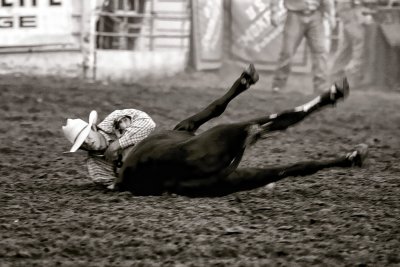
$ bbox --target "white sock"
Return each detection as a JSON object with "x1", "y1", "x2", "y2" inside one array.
[{"x1": 295, "y1": 96, "x2": 321, "y2": 112}]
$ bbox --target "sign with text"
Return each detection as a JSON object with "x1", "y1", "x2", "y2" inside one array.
[
  {"x1": 191, "y1": 0, "x2": 223, "y2": 70},
  {"x1": 0, "y1": 0, "x2": 75, "y2": 46},
  {"x1": 231, "y1": 0, "x2": 311, "y2": 72}
]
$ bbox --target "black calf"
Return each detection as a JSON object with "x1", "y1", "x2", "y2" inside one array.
[{"x1": 115, "y1": 65, "x2": 354, "y2": 196}]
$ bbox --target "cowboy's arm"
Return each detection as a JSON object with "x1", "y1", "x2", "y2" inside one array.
[
  {"x1": 102, "y1": 109, "x2": 155, "y2": 161},
  {"x1": 98, "y1": 109, "x2": 146, "y2": 132},
  {"x1": 118, "y1": 116, "x2": 156, "y2": 149}
]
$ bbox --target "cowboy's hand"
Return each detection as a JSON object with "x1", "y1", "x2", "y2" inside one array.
[{"x1": 104, "y1": 141, "x2": 121, "y2": 161}]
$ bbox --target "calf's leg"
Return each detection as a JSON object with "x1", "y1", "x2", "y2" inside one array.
[
  {"x1": 247, "y1": 77, "x2": 350, "y2": 134},
  {"x1": 173, "y1": 64, "x2": 258, "y2": 133},
  {"x1": 172, "y1": 155, "x2": 355, "y2": 197},
  {"x1": 215, "y1": 157, "x2": 353, "y2": 196}
]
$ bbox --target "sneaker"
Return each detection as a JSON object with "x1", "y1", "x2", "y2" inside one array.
[
  {"x1": 243, "y1": 63, "x2": 259, "y2": 85},
  {"x1": 330, "y1": 77, "x2": 350, "y2": 103},
  {"x1": 346, "y1": 143, "x2": 369, "y2": 167}
]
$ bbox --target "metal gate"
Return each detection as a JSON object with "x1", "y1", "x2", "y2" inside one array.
[{"x1": 95, "y1": 0, "x2": 191, "y2": 51}]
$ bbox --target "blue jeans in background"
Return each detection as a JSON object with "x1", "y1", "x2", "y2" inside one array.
[{"x1": 272, "y1": 10, "x2": 328, "y2": 92}]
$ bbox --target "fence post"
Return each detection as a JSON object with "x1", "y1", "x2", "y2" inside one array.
[{"x1": 84, "y1": 0, "x2": 98, "y2": 80}]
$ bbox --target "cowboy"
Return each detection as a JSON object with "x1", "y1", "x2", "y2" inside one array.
[{"x1": 62, "y1": 109, "x2": 156, "y2": 187}]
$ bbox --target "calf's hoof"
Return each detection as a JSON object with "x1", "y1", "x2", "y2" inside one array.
[{"x1": 241, "y1": 63, "x2": 259, "y2": 87}]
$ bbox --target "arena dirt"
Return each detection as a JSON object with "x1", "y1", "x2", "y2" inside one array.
[{"x1": 0, "y1": 71, "x2": 399, "y2": 266}]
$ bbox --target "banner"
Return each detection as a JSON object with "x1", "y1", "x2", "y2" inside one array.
[
  {"x1": 0, "y1": 0, "x2": 75, "y2": 47},
  {"x1": 231, "y1": 0, "x2": 311, "y2": 72},
  {"x1": 191, "y1": 0, "x2": 223, "y2": 70}
]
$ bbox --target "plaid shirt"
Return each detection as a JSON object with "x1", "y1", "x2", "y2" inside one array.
[
  {"x1": 87, "y1": 109, "x2": 156, "y2": 186},
  {"x1": 97, "y1": 109, "x2": 156, "y2": 149}
]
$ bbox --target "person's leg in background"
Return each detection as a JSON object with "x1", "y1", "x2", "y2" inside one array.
[
  {"x1": 329, "y1": 24, "x2": 351, "y2": 83},
  {"x1": 272, "y1": 11, "x2": 306, "y2": 93},
  {"x1": 306, "y1": 11, "x2": 329, "y2": 93},
  {"x1": 344, "y1": 8, "x2": 366, "y2": 86},
  {"x1": 329, "y1": 6, "x2": 365, "y2": 86}
]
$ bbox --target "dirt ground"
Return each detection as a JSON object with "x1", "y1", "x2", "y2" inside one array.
[{"x1": 0, "y1": 69, "x2": 399, "y2": 267}]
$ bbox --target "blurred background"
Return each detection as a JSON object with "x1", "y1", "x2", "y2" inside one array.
[{"x1": 0, "y1": 0, "x2": 399, "y2": 91}]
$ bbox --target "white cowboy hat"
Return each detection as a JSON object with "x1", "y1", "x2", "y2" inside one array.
[{"x1": 62, "y1": 110, "x2": 98, "y2": 152}]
